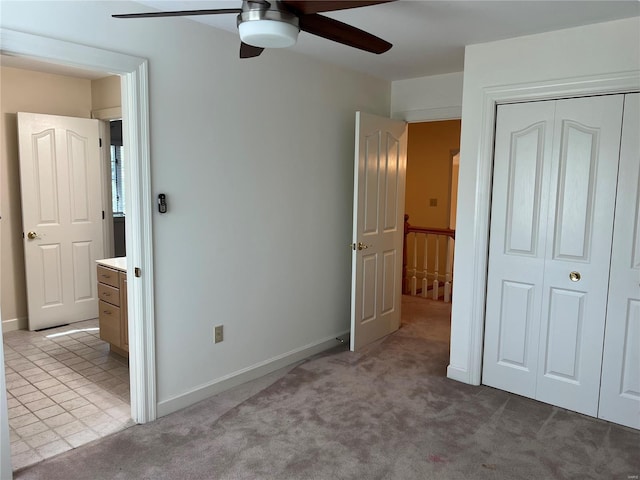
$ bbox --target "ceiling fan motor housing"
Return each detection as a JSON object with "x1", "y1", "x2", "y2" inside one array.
[{"x1": 237, "y1": 7, "x2": 300, "y2": 48}]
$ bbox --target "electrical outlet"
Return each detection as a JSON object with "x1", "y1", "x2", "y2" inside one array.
[{"x1": 214, "y1": 325, "x2": 223, "y2": 344}]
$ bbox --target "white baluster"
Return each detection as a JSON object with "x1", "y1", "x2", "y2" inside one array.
[
  {"x1": 421, "y1": 234, "x2": 428, "y2": 297},
  {"x1": 444, "y1": 236, "x2": 453, "y2": 303},
  {"x1": 411, "y1": 233, "x2": 417, "y2": 296},
  {"x1": 432, "y1": 235, "x2": 440, "y2": 300}
]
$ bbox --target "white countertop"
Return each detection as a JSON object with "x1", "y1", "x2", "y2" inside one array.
[{"x1": 96, "y1": 257, "x2": 127, "y2": 272}]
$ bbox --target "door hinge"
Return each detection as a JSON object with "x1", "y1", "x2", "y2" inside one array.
[
  {"x1": 134, "y1": 267, "x2": 142, "y2": 278},
  {"x1": 102, "y1": 210, "x2": 105, "y2": 220},
  {"x1": 99, "y1": 138, "x2": 102, "y2": 147}
]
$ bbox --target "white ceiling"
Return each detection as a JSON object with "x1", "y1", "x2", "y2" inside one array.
[
  {"x1": 130, "y1": 0, "x2": 640, "y2": 81},
  {"x1": 2, "y1": 2, "x2": 637, "y2": 81}
]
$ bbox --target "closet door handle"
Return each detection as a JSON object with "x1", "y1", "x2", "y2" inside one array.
[{"x1": 569, "y1": 271, "x2": 581, "y2": 282}]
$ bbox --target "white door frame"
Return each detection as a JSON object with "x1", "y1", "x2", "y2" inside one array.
[
  {"x1": 454, "y1": 71, "x2": 640, "y2": 386},
  {"x1": 0, "y1": 29, "x2": 156, "y2": 431}
]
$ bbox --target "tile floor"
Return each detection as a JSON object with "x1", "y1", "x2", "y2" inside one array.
[{"x1": 3, "y1": 319, "x2": 133, "y2": 470}]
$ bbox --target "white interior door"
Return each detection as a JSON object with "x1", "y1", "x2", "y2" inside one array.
[
  {"x1": 599, "y1": 93, "x2": 640, "y2": 429},
  {"x1": 350, "y1": 112, "x2": 407, "y2": 351},
  {"x1": 483, "y1": 95, "x2": 624, "y2": 417},
  {"x1": 18, "y1": 112, "x2": 104, "y2": 330}
]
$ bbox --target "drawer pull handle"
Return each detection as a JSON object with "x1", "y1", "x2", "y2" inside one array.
[
  {"x1": 103, "y1": 293, "x2": 111, "y2": 296},
  {"x1": 103, "y1": 310, "x2": 111, "y2": 315},
  {"x1": 101, "y1": 274, "x2": 110, "y2": 278}
]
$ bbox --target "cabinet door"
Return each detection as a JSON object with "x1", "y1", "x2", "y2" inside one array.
[
  {"x1": 119, "y1": 272, "x2": 128, "y2": 352},
  {"x1": 99, "y1": 300, "x2": 120, "y2": 346},
  {"x1": 599, "y1": 93, "x2": 640, "y2": 430}
]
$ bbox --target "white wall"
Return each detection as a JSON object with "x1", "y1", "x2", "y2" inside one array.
[
  {"x1": 0, "y1": 1, "x2": 390, "y2": 413},
  {"x1": 391, "y1": 72, "x2": 463, "y2": 121},
  {"x1": 450, "y1": 17, "x2": 640, "y2": 384}
]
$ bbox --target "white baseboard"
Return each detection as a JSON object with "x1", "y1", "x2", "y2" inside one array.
[
  {"x1": 157, "y1": 330, "x2": 349, "y2": 417},
  {"x1": 2, "y1": 317, "x2": 27, "y2": 333},
  {"x1": 447, "y1": 364, "x2": 472, "y2": 384}
]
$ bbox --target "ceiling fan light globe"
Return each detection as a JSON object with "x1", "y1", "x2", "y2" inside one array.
[{"x1": 238, "y1": 20, "x2": 299, "y2": 48}]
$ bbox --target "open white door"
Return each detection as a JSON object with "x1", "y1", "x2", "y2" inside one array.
[
  {"x1": 18, "y1": 112, "x2": 104, "y2": 330},
  {"x1": 350, "y1": 112, "x2": 407, "y2": 351}
]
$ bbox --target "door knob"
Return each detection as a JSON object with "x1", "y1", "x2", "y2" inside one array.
[
  {"x1": 569, "y1": 271, "x2": 581, "y2": 282},
  {"x1": 27, "y1": 231, "x2": 39, "y2": 240},
  {"x1": 351, "y1": 242, "x2": 371, "y2": 251}
]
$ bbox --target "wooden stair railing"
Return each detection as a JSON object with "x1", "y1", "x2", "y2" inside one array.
[{"x1": 403, "y1": 214, "x2": 456, "y2": 302}]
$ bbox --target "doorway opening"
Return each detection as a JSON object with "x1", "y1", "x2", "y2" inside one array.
[
  {"x1": 1, "y1": 64, "x2": 132, "y2": 471},
  {"x1": 0, "y1": 28, "x2": 156, "y2": 475},
  {"x1": 401, "y1": 119, "x2": 461, "y2": 368}
]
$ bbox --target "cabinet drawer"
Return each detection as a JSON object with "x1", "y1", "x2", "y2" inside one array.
[
  {"x1": 97, "y1": 265, "x2": 119, "y2": 287},
  {"x1": 98, "y1": 283, "x2": 120, "y2": 307},
  {"x1": 99, "y1": 300, "x2": 121, "y2": 346}
]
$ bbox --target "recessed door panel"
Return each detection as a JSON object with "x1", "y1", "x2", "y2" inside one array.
[
  {"x1": 34, "y1": 129, "x2": 59, "y2": 226},
  {"x1": 505, "y1": 124, "x2": 545, "y2": 256},
  {"x1": 497, "y1": 281, "x2": 534, "y2": 369},
  {"x1": 553, "y1": 122, "x2": 598, "y2": 262},
  {"x1": 621, "y1": 300, "x2": 640, "y2": 400},
  {"x1": 68, "y1": 131, "x2": 91, "y2": 223},
  {"x1": 361, "y1": 253, "x2": 377, "y2": 324},
  {"x1": 381, "y1": 250, "x2": 396, "y2": 314},
  {"x1": 40, "y1": 244, "x2": 63, "y2": 307},
  {"x1": 633, "y1": 181, "x2": 640, "y2": 269},
  {"x1": 363, "y1": 132, "x2": 380, "y2": 235},
  {"x1": 543, "y1": 288, "x2": 584, "y2": 383},
  {"x1": 72, "y1": 241, "x2": 94, "y2": 302},
  {"x1": 383, "y1": 134, "x2": 400, "y2": 232}
]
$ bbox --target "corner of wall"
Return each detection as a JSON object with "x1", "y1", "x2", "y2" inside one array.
[{"x1": 2, "y1": 317, "x2": 27, "y2": 333}]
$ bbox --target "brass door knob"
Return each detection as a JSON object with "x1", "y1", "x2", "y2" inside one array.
[
  {"x1": 569, "y1": 271, "x2": 581, "y2": 282},
  {"x1": 27, "y1": 231, "x2": 39, "y2": 240},
  {"x1": 350, "y1": 242, "x2": 372, "y2": 251}
]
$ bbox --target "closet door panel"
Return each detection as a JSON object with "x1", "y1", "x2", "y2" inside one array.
[
  {"x1": 599, "y1": 93, "x2": 640, "y2": 430},
  {"x1": 536, "y1": 95, "x2": 624, "y2": 417},
  {"x1": 482, "y1": 101, "x2": 555, "y2": 398}
]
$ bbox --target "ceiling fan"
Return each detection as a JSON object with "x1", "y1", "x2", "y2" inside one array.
[{"x1": 113, "y1": 0, "x2": 396, "y2": 58}]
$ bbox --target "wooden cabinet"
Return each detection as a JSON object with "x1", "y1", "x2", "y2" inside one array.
[{"x1": 97, "y1": 264, "x2": 128, "y2": 357}]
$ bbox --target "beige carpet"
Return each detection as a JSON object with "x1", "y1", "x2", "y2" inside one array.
[{"x1": 14, "y1": 296, "x2": 640, "y2": 479}]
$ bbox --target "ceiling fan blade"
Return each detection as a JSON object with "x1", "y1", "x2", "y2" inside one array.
[
  {"x1": 240, "y1": 42, "x2": 265, "y2": 59},
  {"x1": 112, "y1": 8, "x2": 241, "y2": 19},
  {"x1": 299, "y1": 14, "x2": 392, "y2": 54},
  {"x1": 281, "y1": 0, "x2": 395, "y2": 15}
]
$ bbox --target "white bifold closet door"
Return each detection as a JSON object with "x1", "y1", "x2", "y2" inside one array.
[
  {"x1": 483, "y1": 95, "x2": 624, "y2": 418},
  {"x1": 598, "y1": 93, "x2": 640, "y2": 430}
]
